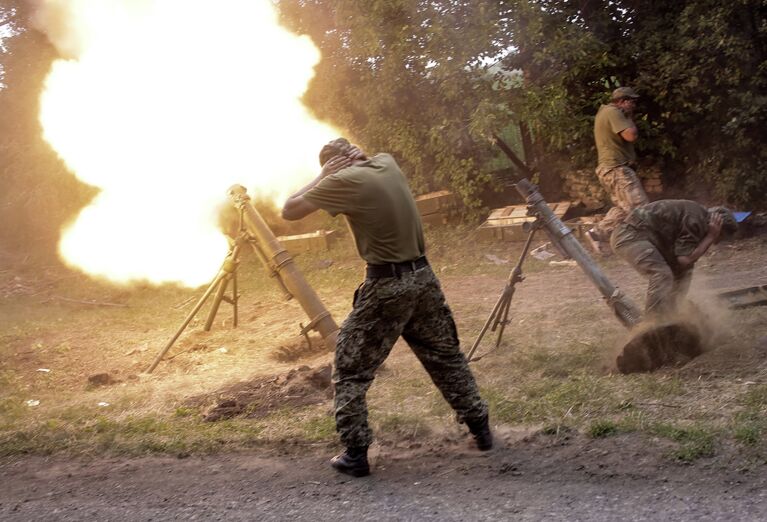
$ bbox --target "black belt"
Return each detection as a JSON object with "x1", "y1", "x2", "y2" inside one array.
[{"x1": 366, "y1": 256, "x2": 428, "y2": 279}]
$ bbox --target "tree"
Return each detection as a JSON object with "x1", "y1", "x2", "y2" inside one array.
[
  {"x1": 277, "y1": 1, "x2": 523, "y2": 214},
  {"x1": 278, "y1": 0, "x2": 767, "y2": 209}
]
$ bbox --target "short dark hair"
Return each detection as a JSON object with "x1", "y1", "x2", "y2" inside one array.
[{"x1": 319, "y1": 138, "x2": 351, "y2": 167}]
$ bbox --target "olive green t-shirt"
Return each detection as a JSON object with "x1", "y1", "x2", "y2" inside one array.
[
  {"x1": 594, "y1": 104, "x2": 637, "y2": 168},
  {"x1": 614, "y1": 199, "x2": 709, "y2": 271},
  {"x1": 303, "y1": 153, "x2": 426, "y2": 265}
]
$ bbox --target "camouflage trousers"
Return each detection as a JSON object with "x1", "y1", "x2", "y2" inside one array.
[
  {"x1": 611, "y1": 225, "x2": 692, "y2": 315},
  {"x1": 593, "y1": 164, "x2": 649, "y2": 240},
  {"x1": 333, "y1": 265, "x2": 488, "y2": 448}
]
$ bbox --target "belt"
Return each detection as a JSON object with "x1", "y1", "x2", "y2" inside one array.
[{"x1": 366, "y1": 256, "x2": 429, "y2": 279}]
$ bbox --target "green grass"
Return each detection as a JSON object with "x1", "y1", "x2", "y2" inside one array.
[
  {"x1": 588, "y1": 419, "x2": 619, "y2": 438},
  {"x1": 0, "y1": 414, "x2": 268, "y2": 457},
  {"x1": 374, "y1": 412, "x2": 431, "y2": 440},
  {"x1": 730, "y1": 389, "x2": 767, "y2": 446},
  {"x1": 301, "y1": 414, "x2": 336, "y2": 441},
  {"x1": 1, "y1": 227, "x2": 766, "y2": 464},
  {"x1": 734, "y1": 424, "x2": 761, "y2": 446},
  {"x1": 651, "y1": 423, "x2": 716, "y2": 462},
  {"x1": 484, "y1": 374, "x2": 624, "y2": 425}
]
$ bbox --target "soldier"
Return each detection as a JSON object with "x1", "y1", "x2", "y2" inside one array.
[
  {"x1": 587, "y1": 86, "x2": 650, "y2": 253},
  {"x1": 611, "y1": 200, "x2": 738, "y2": 316},
  {"x1": 281, "y1": 138, "x2": 491, "y2": 478}
]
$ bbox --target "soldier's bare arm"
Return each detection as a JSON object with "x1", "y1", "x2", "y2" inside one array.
[
  {"x1": 677, "y1": 214, "x2": 723, "y2": 269},
  {"x1": 281, "y1": 155, "x2": 351, "y2": 220},
  {"x1": 619, "y1": 125, "x2": 638, "y2": 142}
]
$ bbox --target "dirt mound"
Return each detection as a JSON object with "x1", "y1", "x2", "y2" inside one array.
[
  {"x1": 617, "y1": 322, "x2": 703, "y2": 374},
  {"x1": 270, "y1": 335, "x2": 328, "y2": 362},
  {"x1": 186, "y1": 364, "x2": 333, "y2": 421}
]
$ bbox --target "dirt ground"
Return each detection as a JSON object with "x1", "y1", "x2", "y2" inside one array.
[
  {"x1": 1, "y1": 230, "x2": 767, "y2": 520},
  {"x1": 3, "y1": 432, "x2": 767, "y2": 521}
]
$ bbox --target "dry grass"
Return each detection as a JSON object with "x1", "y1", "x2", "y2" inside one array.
[{"x1": 1, "y1": 230, "x2": 766, "y2": 461}]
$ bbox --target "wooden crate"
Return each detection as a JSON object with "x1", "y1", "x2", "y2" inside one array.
[
  {"x1": 477, "y1": 201, "x2": 572, "y2": 241},
  {"x1": 564, "y1": 215, "x2": 604, "y2": 241},
  {"x1": 421, "y1": 212, "x2": 450, "y2": 226},
  {"x1": 415, "y1": 190, "x2": 459, "y2": 226},
  {"x1": 277, "y1": 230, "x2": 337, "y2": 253},
  {"x1": 415, "y1": 190, "x2": 458, "y2": 216}
]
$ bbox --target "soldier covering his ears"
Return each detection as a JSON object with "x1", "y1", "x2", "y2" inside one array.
[{"x1": 282, "y1": 138, "x2": 491, "y2": 477}]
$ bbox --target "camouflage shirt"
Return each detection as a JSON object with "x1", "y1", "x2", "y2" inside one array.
[{"x1": 613, "y1": 199, "x2": 710, "y2": 272}]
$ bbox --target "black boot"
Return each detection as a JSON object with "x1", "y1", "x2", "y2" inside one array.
[
  {"x1": 330, "y1": 446, "x2": 370, "y2": 477},
  {"x1": 467, "y1": 416, "x2": 493, "y2": 451}
]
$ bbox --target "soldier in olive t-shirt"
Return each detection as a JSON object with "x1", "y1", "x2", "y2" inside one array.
[
  {"x1": 302, "y1": 153, "x2": 425, "y2": 265},
  {"x1": 588, "y1": 87, "x2": 649, "y2": 250},
  {"x1": 594, "y1": 103, "x2": 637, "y2": 169},
  {"x1": 281, "y1": 138, "x2": 490, "y2": 478}
]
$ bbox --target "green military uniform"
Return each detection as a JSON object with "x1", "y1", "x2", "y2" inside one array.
[
  {"x1": 593, "y1": 104, "x2": 649, "y2": 239},
  {"x1": 610, "y1": 200, "x2": 710, "y2": 314},
  {"x1": 304, "y1": 153, "x2": 487, "y2": 449}
]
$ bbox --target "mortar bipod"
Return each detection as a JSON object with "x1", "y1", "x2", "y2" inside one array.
[
  {"x1": 146, "y1": 239, "x2": 243, "y2": 374},
  {"x1": 466, "y1": 218, "x2": 542, "y2": 362}
]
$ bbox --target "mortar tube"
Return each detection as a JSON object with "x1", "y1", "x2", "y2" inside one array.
[
  {"x1": 515, "y1": 179, "x2": 642, "y2": 328},
  {"x1": 227, "y1": 185, "x2": 339, "y2": 350}
]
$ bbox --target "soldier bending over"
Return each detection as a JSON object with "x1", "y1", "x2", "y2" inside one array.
[{"x1": 611, "y1": 200, "x2": 737, "y2": 316}]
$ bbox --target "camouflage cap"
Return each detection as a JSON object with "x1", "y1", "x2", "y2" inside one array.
[
  {"x1": 611, "y1": 86, "x2": 640, "y2": 101},
  {"x1": 708, "y1": 206, "x2": 739, "y2": 237},
  {"x1": 319, "y1": 138, "x2": 351, "y2": 167}
]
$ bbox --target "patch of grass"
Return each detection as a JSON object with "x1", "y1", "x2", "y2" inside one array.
[
  {"x1": 615, "y1": 410, "x2": 648, "y2": 432},
  {"x1": 651, "y1": 423, "x2": 716, "y2": 462},
  {"x1": 174, "y1": 406, "x2": 197, "y2": 417},
  {"x1": 734, "y1": 424, "x2": 761, "y2": 446},
  {"x1": 0, "y1": 369, "x2": 18, "y2": 389},
  {"x1": 540, "y1": 424, "x2": 573, "y2": 436},
  {"x1": 523, "y1": 344, "x2": 602, "y2": 376},
  {"x1": 483, "y1": 375, "x2": 621, "y2": 425},
  {"x1": 0, "y1": 397, "x2": 25, "y2": 420},
  {"x1": 588, "y1": 419, "x2": 619, "y2": 438},
  {"x1": 0, "y1": 412, "x2": 270, "y2": 457},
  {"x1": 375, "y1": 412, "x2": 430, "y2": 440},
  {"x1": 740, "y1": 384, "x2": 767, "y2": 410},
  {"x1": 301, "y1": 414, "x2": 336, "y2": 441},
  {"x1": 726, "y1": 386, "x2": 767, "y2": 447},
  {"x1": 731, "y1": 409, "x2": 766, "y2": 446},
  {"x1": 386, "y1": 377, "x2": 432, "y2": 403},
  {"x1": 632, "y1": 375, "x2": 685, "y2": 399}
]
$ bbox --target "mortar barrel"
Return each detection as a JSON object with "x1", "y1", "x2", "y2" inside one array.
[
  {"x1": 227, "y1": 185, "x2": 339, "y2": 350},
  {"x1": 515, "y1": 179, "x2": 642, "y2": 328}
]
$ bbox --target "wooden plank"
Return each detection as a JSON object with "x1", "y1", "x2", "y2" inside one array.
[{"x1": 718, "y1": 285, "x2": 767, "y2": 309}]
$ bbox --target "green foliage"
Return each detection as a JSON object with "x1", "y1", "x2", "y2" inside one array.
[
  {"x1": 1, "y1": 0, "x2": 766, "y2": 260},
  {"x1": 276, "y1": 0, "x2": 767, "y2": 208},
  {"x1": 277, "y1": 0, "x2": 515, "y2": 215}
]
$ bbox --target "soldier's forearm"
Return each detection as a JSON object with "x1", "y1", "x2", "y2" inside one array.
[
  {"x1": 677, "y1": 235, "x2": 716, "y2": 269},
  {"x1": 287, "y1": 173, "x2": 325, "y2": 200}
]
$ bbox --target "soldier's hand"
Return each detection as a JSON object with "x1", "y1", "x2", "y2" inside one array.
[
  {"x1": 345, "y1": 145, "x2": 366, "y2": 161},
  {"x1": 321, "y1": 154, "x2": 352, "y2": 178},
  {"x1": 708, "y1": 213, "x2": 723, "y2": 238}
]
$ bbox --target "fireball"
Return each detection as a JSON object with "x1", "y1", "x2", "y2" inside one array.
[{"x1": 36, "y1": 0, "x2": 337, "y2": 286}]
